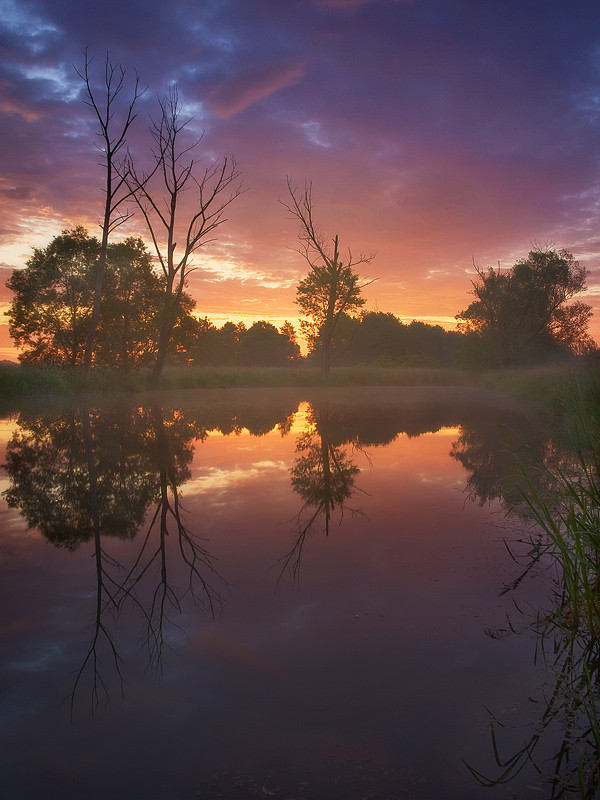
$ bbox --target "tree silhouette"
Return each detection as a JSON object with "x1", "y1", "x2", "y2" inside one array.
[
  {"x1": 457, "y1": 248, "x2": 595, "y2": 365},
  {"x1": 281, "y1": 178, "x2": 376, "y2": 373},
  {"x1": 121, "y1": 87, "x2": 244, "y2": 385},
  {"x1": 2, "y1": 402, "x2": 226, "y2": 711},
  {"x1": 76, "y1": 50, "x2": 144, "y2": 375}
]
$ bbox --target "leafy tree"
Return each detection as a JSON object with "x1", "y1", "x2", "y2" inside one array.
[
  {"x1": 335, "y1": 312, "x2": 464, "y2": 367},
  {"x1": 456, "y1": 248, "x2": 595, "y2": 366},
  {"x1": 167, "y1": 292, "x2": 201, "y2": 365},
  {"x1": 347, "y1": 311, "x2": 404, "y2": 365},
  {"x1": 95, "y1": 237, "x2": 162, "y2": 368},
  {"x1": 402, "y1": 320, "x2": 464, "y2": 367},
  {"x1": 239, "y1": 320, "x2": 300, "y2": 366},
  {"x1": 281, "y1": 178, "x2": 375, "y2": 372},
  {"x1": 184, "y1": 316, "x2": 219, "y2": 365},
  {"x1": 6, "y1": 227, "x2": 99, "y2": 365},
  {"x1": 280, "y1": 320, "x2": 301, "y2": 362},
  {"x1": 219, "y1": 321, "x2": 246, "y2": 365},
  {"x1": 198, "y1": 320, "x2": 246, "y2": 366},
  {"x1": 6, "y1": 228, "x2": 193, "y2": 368}
]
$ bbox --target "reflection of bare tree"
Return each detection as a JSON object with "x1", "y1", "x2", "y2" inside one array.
[
  {"x1": 122, "y1": 403, "x2": 226, "y2": 671},
  {"x1": 278, "y1": 401, "x2": 363, "y2": 582},
  {"x1": 71, "y1": 407, "x2": 126, "y2": 714},
  {"x1": 2, "y1": 402, "x2": 229, "y2": 712}
]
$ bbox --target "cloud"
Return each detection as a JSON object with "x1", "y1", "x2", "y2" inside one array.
[
  {"x1": 207, "y1": 59, "x2": 305, "y2": 117},
  {"x1": 2, "y1": 0, "x2": 600, "y2": 345}
]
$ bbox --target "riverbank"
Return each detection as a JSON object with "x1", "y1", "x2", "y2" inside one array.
[{"x1": 0, "y1": 359, "x2": 596, "y2": 416}]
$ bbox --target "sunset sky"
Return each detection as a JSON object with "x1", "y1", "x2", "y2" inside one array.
[{"x1": 2, "y1": 0, "x2": 600, "y2": 360}]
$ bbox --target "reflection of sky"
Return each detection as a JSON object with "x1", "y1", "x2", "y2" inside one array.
[
  {"x1": 184, "y1": 459, "x2": 288, "y2": 494},
  {"x1": 0, "y1": 402, "x2": 558, "y2": 797}
]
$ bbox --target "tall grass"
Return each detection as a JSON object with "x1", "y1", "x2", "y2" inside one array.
[
  {"x1": 512, "y1": 372, "x2": 600, "y2": 632},
  {"x1": 507, "y1": 371, "x2": 600, "y2": 796}
]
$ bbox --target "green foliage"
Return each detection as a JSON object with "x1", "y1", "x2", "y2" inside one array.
[
  {"x1": 329, "y1": 311, "x2": 464, "y2": 367},
  {"x1": 511, "y1": 374, "x2": 600, "y2": 626},
  {"x1": 95, "y1": 237, "x2": 163, "y2": 368},
  {"x1": 6, "y1": 226, "x2": 99, "y2": 365},
  {"x1": 283, "y1": 180, "x2": 374, "y2": 373},
  {"x1": 239, "y1": 320, "x2": 300, "y2": 366},
  {"x1": 2, "y1": 407, "x2": 161, "y2": 549},
  {"x1": 184, "y1": 319, "x2": 300, "y2": 367},
  {"x1": 5, "y1": 228, "x2": 200, "y2": 371},
  {"x1": 295, "y1": 235, "x2": 367, "y2": 372},
  {"x1": 296, "y1": 246, "x2": 366, "y2": 364},
  {"x1": 457, "y1": 248, "x2": 595, "y2": 366}
]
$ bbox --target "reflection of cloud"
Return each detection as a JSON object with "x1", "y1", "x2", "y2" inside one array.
[
  {"x1": 416, "y1": 471, "x2": 463, "y2": 488},
  {"x1": 186, "y1": 460, "x2": 287, "y2": 494},
  {"x1": 433, "y1": 427, "x2": 461, "y2": 437},
  {"x1": 208, "y1": 60, "x2": 305, "y2": 117},
  {"x1": 7, "y1": 643, "x2": 64, "y2": 673}
]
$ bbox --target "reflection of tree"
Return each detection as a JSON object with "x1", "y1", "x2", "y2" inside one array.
[
  {"x1": 464, "y1": 387, "x2": 600, "y2": 797},
  {"x1": 123, "y1": 402, "x2": 225, "y2": 671},
  {"x1": 73, "y1": 407, "x2": 127, "y2": 711},
  {"x1": 450, "y1": 410, "x2": 556, "y2": 507},
  {"x1": 279, "y1": 401, "x2": 362, "y2": 582},
  {"x1": 3, "y1": 406, "x2": 157, "y2": 548},
  {"x1": 1, "y1": 402, "x2": 228, "y2": 712}
]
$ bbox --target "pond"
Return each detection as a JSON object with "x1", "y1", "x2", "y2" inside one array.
[{"x1": 0, "y1": 386, "x2": 590, "y2": 799}]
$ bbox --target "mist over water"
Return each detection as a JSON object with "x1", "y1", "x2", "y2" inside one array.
[{"x1": 0, "y1": 387, "x2": 579, "y2": 799}]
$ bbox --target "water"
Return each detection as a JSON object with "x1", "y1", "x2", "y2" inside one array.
[{"x1": 0, "y1": 386, "x2": 582, "y2": 799}]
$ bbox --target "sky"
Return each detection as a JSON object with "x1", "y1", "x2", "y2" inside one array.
[{"x1": 2, "y1": 0, "x2": 600, "y2": 360}]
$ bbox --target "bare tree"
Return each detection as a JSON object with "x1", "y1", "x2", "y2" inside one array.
[
  {"x1": 281, "y1": 178, "x2": 376, "y2": 372},
  {"x1": 122, "y1": 88, "x2": 244, "y2": 386},
  {"x1": 76, "y1": 50, "x2": 145, "y2": 377}
]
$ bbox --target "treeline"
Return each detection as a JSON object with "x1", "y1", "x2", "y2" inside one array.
[
  {"x1": 7, "y1": 226, "x2": 598, "y2": 374},
  {"x1": 173, "y1": 312, "x2": 463, "y2": 368},
  {"x1": 6, "y1": 227, "x2": 465, "y2": 371}
]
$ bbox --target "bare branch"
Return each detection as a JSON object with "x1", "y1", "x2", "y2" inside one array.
[
  {"x1": 77, "y1": 49, "x2": 147, "y2": 375},
  {"x1": 120, "y1": 86, "x2": 244, "y2": 384}
]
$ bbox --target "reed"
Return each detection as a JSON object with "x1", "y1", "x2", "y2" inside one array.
[
  {"x1": 506, "y1": 371, "x2": 600, "y2": 796},
  {"x1": 511, "y1": 372, "x2": 600, "y2": 632}
]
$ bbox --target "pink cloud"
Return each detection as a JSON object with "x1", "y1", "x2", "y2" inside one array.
[{"x1": 208, "y1": 59, "x2": 305, "y2": 118}]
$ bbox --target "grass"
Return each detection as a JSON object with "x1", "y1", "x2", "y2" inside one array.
[
  {"x1": 158, "y1": 364, "x2": 471, "y2": 389},
  {"x1": 462, "y1": 368, "x2": 600, "y2": 797},
  {"x1": 511, "y1": 373, "x2": 600, "y2": 632},
  {"x1": 504, "y1": 372, "x2": 600, "y2": 797},
  {"x1": 1, "y1": 358, "x2": 596, "y2": 397},
  {"x1": 0, "y1": 362, "x2": 472, "y2": 397}
]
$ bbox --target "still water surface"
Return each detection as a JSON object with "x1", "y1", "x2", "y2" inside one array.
[{"x1": 0, "y1": 387, "x2": 577, "y2": 798}]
